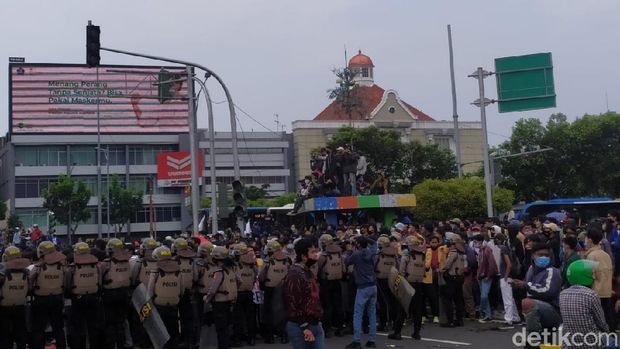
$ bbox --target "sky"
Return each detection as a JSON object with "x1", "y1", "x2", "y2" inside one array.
[{"x1": 1, "y1": 0, "x2": 619, "y2": 145}]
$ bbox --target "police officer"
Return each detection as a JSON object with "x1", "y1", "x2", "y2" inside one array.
[
  {"x1": 100, "y1": 238, "x2": 131, "y2": 349},
  {"x1": 30, "y1": 241, "x2": 67, "y2": 349},
  {"x1": 194, "y1": 242, "x2": 216, "y2": 349},
  {"x1": 65, "y1": 242, "x2": 101, "y2": 349},
  {"x1": 232, "y1": 242, "x2": 258, "y2": 346},
  {"x1": 0, "y1": 246, "x2": 30, "y2": 349},
  {"x1": 400, "y1": 235, "x2": 426, "y2": 340},
  {"x1": 317, "y1": 234, "x2": 345, "y2": 338},
  {"x1": 147, "y1": 246, "x2": 183, "y2": 349},
  {"x1": 258, "y1": 240, "x2": 291, "y2": 344},
  {"x1": 172, "y1": 238, "x2": 197, "y2": 349},
  {"x1": 129, "y1": 237, "x2": 159, "y2": 348},
  {"x1": 374, "y1": 235, "x2": 404, "y2": 340},
  {"x1": 203, "y1": 246, "x2": 239, "y2": 349},
  {"x1": 439, "y1": 233, "x2": 466, "y2": 328}
]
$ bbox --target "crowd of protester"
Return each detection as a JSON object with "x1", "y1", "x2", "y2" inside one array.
[
  {"x1": 1, "y1": 209, "x2": 620, "y2": 349},
  {"x1": 291, "y1": 145, "x2": 387, "y2": 214}
]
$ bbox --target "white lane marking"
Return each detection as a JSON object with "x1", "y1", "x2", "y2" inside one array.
[{"x1": 376, "y1": 332, "x2": 472, "y2": 346}]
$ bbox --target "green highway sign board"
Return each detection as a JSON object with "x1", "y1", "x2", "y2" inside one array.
[{"x1": 494, "y1": 52, "x2": 556, "y2": 113}]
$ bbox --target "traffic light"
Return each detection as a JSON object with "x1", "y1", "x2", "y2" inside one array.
[
  {"x1": 231, "y1": 180, "x2": 246, "y2": 218},
  {"x1": 158, "y1": 69, "x2": 183, "y2": 104},
  {"x1": 86, "y1": 24, "x2": 101, "y2": 67}
]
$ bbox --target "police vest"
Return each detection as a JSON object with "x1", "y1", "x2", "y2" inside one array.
[
  {"x1": 103, "y1": 257, "x2": 130, "y2": 290},
  {"x1": 214, "y1": 268, "x2": 238, "y2": 302},
  {"x1": 447, "y1": 251, "x2": 466, "y2": 277},
  {"x1": 71, "y1": 254, "x2": 100, "y2": 296},
  {"x1": 34, "y1": 262, "x2": 64, "y2": 296},
  {"x1": 0, "y1": 258, "x2": 30, "y2": 306},
  {"x1": 237, "y1": 262, "x2": 257, "y2": 292},
  {"x1": 404, "y1": 252, "x2": 426, "y2": 283},
  {"x1": 375, "y1": 247, "x2": 397, "y2": 280},
  {"x1": 264, "y1": 255, "x2": 290, "y2": 288},
  {"x1": 196, "y1": 259, "x2": 216, "y2": 294},
  {"x1": 153, "y1": 260, "x2": 181, "y2": 306},
  {"x1": 319, "y1": 245, "x2": 344, "y2": 281},
  {"x1": 176, "y1": 257, "x2": 193, "y2": 292},
  {"x1": 138, "y1": 258, "x2": 158, "y2": 286}
]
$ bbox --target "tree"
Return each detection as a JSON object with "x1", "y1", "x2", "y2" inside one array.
[
  {"x1": 328, "y1": 68, "x2": 365, "y2": 120},
  {"x1": 498, "y1": 112, "x2": 620, "y2": 201},
  {"x1": 7, "y1": 214, "x2": 22, "y2": 229},
  {"x1": 246, "y1": 184, "x2": 270, "y2": 201},
  {"x1": 412, "y1": 177, "x2": 514, "y2": 221},
  {"x1": 42, "y1": 175, "x2": 91, "y2": 235},
  {"x1": 327, "y1": 126, "x2": 457, "y2": 193},
  {"x1": 103, "y1": 174, "x2": 143, "y2": 234}
]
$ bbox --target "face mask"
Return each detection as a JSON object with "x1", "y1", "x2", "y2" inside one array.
[
  {"x1": 305, "y1": 179, "x2": 311, "y2": 185},
  {"x1": 534, "y1": 256, "x2": 550, "y2": 268}
]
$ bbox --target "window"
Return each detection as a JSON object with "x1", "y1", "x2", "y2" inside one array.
[
  {"x1": 128, "y1": 145, "x2": 178, "y2": 165},
  {"x1": 361, "y1": 67, "x2": 369, "y2": 78},
  {"x1": 14, "y1": 209, "x2": 49, "y2": 228},
  {"x1": 131, "y1": 206, "x2": 181, "y2": 223},
  {"x1": 101, "y1": 145, "x2": 126, "y2": 166},
  {"x1": 388, "y1": 106, "x2": 396, "y2": 114},
  {"x1": 433, "y1": 136, "x2": 455, "y2": 153},
  {"x1": 70, "y1": 145, "x2": 97, "y2": 166},
  {"x1": 15, "y1": 146, "x2": 67, "y2": 166},
  {"x1": 15, "y1": 177, "x2": 58, "y2": 198}
]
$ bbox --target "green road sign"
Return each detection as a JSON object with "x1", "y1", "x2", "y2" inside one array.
[{"x1": 495, "y1": 52, "x2": 556, "y2": 113}]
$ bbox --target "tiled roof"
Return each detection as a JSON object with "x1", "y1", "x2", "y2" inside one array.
[{"x1": 313, "y1": 84, "x2": 434, "y2": 122}]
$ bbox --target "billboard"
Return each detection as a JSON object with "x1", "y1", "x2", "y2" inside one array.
[
  {"x1": 157, "y1": 151, "x2": 203, "y2": 187},
  {"x1": 9, "y1": 64, "x2": 190, "y2": 134}
]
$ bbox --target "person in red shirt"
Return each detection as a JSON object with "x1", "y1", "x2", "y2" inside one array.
[
  {"x1": 284, "y1": 238, "x2": 325, "y2": 349},
  {"x1": 30, "y1": 224, "x2": 42, "y2": 245}
]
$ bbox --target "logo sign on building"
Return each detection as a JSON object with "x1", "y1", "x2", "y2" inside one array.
[
  {"x1": 495, "y1": 52, "x2": 556, "y2": 113},
  {"x1": 9, "y1": 64, "x2": 189, "y2": 134},
  {"x1": 157, "y1": 151, "x2": 203, "y2": 188}
]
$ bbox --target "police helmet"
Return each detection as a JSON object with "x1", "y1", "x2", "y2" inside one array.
[
  {"x1": 266, "y1": 240, "x2": 282, "y2": 253},
  {"x1": 73, "y1": 242, "x2": 91, "y2": 255},
  {"x1": 2, "y1": 246, "x2": 22, "y2": 262},
  {"x1": 140, "y1": 238, "x2": 159, "y2": 256},
  {"x1": 377, "y1": 236, "x2": 391, "y2": 249},
  {"x1": 37, "y1": 241, "x2": 56, "y2": 259},
  {"x1": 106, "y1": 238, "x2": 124, "y2": 256},
  {"x1": 319, "y1": 234, "x2": 334, "y2": 247},
  {"x1": 197, "y1": 241, "x2": 214, "y2": 257},
  {"x1": 232, "y1": 242, "x2": 249, "y2": 256},
  {"x1": 152, "y1": 246, "x2": 173, "y2": 261},
  {"x1": 172, "y1": 238, "x2": 190, "y2": 254},
  {"x1": 211, "y1": 246, "x2": 229, "y2": 260}
]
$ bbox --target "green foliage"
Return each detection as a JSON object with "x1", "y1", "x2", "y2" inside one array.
[
  {"x1": 248, "y1": 192, "x2": 296, "y2": 208},
  {"x1": 327, "y1": 126, "x2": 457, "y2": 192},
  {"x1": 102, "y1": 174, "x2": 143, "y2": 234},
  {"x1": 498, "y1": 112, "x2": 620, "y2": 201},
  {"x1": 328, "y1": 68, "x2": 364, "y2": 119},
  {"x1": 412, "y1": 177, "x2": 514, "y2": 221},
  {"x1": 7, "y1": 214, "x2": 22, "y2": 229},
  {"x1": 42, "y1": 175, "x2": 91, "y2": 234},
  {"x1": 246, "y1": 184, "x2": 270, "y2": 201}
]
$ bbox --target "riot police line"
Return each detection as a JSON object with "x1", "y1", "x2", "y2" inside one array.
[{"x1": 0, "y1": 230, "x2": 451, "y2": 349}]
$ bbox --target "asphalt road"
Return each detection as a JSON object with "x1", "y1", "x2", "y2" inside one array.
[{"x1": 200, "y1": 319, "x2": 523, "y2": 349}]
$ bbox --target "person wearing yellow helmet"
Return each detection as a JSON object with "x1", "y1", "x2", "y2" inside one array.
[
  {"x1": 148, "y1": 246, "x2": 183, "y2": 348},
  {"x1": 317, "y1": 233, "x2": 345, "y2": 338},
  {"x1": 399, "y1": 234, "x2": 426, "y2": 339},
  {"x1": 258, "y1": 239, "x2": 291, "y2": 344},
  {"x1": 100, "y1": 238, "x2": 131, "y2": 349},
  {"x1": 374, "y1": 235, "x2": 404, "y2": 339},
  {"x1": 30, "y1": 241, "x2": 67, "y2": 349},
  {"x1": 193, "y1": 241, "x2": 216, "y2": 347},
  {"x1": 0, "y1": 246, "x2": 30, "y2": 349},
  {"x1": 171, "y1": 238, "x2": 197, "y2": 349},
  {"x1": 65, "y1": 242, "x2": 100, "y2": 349},
  {"x1": 233, "y1": 243, "x2": 258, "y2": 346}
]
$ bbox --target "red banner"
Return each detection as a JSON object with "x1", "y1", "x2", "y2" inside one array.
[{"x1": 157, "y1": 151, "x2": 203, "y2": 187}]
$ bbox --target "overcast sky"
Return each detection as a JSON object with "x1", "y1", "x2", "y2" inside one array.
[{"x1": 1, "y1": 0, "x2": 619, "y2": 145}]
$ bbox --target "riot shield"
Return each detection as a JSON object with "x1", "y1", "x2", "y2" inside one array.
[
  {"x1": 388, "y1": 267, "x2": 415, "y2": 316},
  {"x1": 131, "y1": 284, "x2": 170, "y2": 349}
]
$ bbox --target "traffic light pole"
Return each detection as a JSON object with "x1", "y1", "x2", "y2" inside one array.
[
  {"x1": 99, "y1": 46, "x2": 241, "y2": 234},
  {"x1": 186, "y1": 66, "x2": 201, "y2": 236},
  {"x1": 192, "y1": 77, "x2": 218, "y2": 235}
]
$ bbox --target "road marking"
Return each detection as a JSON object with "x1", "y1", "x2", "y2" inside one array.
[{"x1": 376, "y1": 332, "x2": 472, "y2": 346}]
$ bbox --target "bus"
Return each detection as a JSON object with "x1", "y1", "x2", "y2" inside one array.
[{"x1": 514, "y1": 197, "x2": 620, "y2": 223}]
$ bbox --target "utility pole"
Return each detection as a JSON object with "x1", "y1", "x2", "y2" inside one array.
[
  {"x1": 447, "y1": 25, "x2": 462, "y2": 177},
  {"x1": 469, "y1": 67, "x2": 494, "y2": 217},
  {"x1": 187, "y1": 66, "x2": 201, "y2": 235}
]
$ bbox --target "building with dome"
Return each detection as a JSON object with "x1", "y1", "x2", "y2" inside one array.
[{"x1": 292, "y1": 50, "x2": 484, "y2": 180}]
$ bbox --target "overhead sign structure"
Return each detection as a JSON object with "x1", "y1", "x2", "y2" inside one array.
[
  {"x1": 495, "y1": 52, "x2": 556, "y2": 113},
  {"x1": 9, "y1": 64, "x2": 189, "y2": 134},
  {"x1": 157, "y1": 151, "x2": 203, "y2": 188}
]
